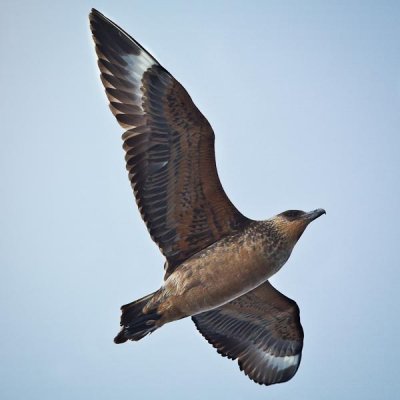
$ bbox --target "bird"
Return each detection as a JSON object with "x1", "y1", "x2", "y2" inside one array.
[{"x1": 89, "y1": 8, "x2": 325, "y2": 386}]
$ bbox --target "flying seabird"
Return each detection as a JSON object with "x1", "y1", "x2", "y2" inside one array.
[{"x1": 89, "y1": 9, "x2": 325, "y2": 386}]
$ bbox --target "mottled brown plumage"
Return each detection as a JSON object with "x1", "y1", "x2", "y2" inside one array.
[
  {"x1": 89, "y1": 9, "x2": 325, "y2": 386},
  {"x1": 90, "y1": 10, "x2": 247, "y2": 276},
  {"x1": 193, "y1": 281, "x2": 303, "y2": 385}
]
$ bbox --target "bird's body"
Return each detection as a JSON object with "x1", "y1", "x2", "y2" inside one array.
[
  {"x1": 146, "y1": 220, "x2": 292, "y2": 325},
  {"x1": 89, "y1": 8, "x2": 325, "y2": 386}
]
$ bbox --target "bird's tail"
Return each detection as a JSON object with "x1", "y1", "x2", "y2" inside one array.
[{"x1": 114, "y1": 291, "x2": 162, "y2": 344}]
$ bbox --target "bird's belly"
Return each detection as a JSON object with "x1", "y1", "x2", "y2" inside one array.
[{"x1": 162, "y1": 236, "x2": 287, "y2": 318}]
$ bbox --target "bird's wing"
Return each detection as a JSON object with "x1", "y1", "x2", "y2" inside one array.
[
  {"x1": 89, "y1": 9, "x2": 249, "y2": 276},
  {"x1": 192, "y1": 281, "x2": 303, "y2": 385}
]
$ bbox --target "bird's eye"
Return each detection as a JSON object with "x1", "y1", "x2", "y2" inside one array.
[{"x1": 282, "y1": 210, "x2": 304, "y2": 219}]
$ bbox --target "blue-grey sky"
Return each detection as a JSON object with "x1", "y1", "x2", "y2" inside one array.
[{"x1": 1, "y1": 1, "x2": 400, "y2": 399}]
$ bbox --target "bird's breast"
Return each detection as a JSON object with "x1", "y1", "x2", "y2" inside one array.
[{"x1": 161, "y1": 221, "x2": 290, "y2": 319}]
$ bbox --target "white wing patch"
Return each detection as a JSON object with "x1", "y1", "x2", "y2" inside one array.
[
  {"x1": 240, "y1": 344, "x2": 301, "y2": 384},
  {"x1": 123, "y1": 52, "x2": 154, "y2": 84},
  {"x1": 263, "y1": 352, "x2": 300, "y2": 371},
  {"x1": 101, "y1": 47, "x2": 156, "y2": 132}
]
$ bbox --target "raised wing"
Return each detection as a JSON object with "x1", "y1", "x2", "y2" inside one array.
[
  {"x1": 89, "y1": 9, "x2": 249, "y2": 275},
  {"x1": 192, "y1": 281, "x2": 303, "y2": 386}
]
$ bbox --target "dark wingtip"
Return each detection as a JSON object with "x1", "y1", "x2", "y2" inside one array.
[
  {"x1": 90, "y1": 8, "x2": 102, "y2": 17},
  {"x1": 89, "y1": 8, "x2": 103, "y2": 30},
  {"x1": 89, "y1": 8, "x2": 98, "y2": 20},
  {"x1": 89, "y1": 9, "x2": 110, "y2": 26}
]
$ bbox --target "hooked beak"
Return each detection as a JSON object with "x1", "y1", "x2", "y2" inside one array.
[{"x1": 305, "y1": 208, "x2": 326, "y2": 222}]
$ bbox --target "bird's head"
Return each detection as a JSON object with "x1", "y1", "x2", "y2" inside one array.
[{"x1": 274, "y1": 208, "x2": 326, "y2": 246}]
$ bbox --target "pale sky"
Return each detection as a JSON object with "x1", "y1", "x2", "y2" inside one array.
[{"x1": 1, "y1": 1, "x2": 400, "y2": 399}]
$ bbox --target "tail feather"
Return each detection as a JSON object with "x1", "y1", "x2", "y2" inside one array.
[{"x1": 114, "y1": 291, "x2": 161, "y2": 344}]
